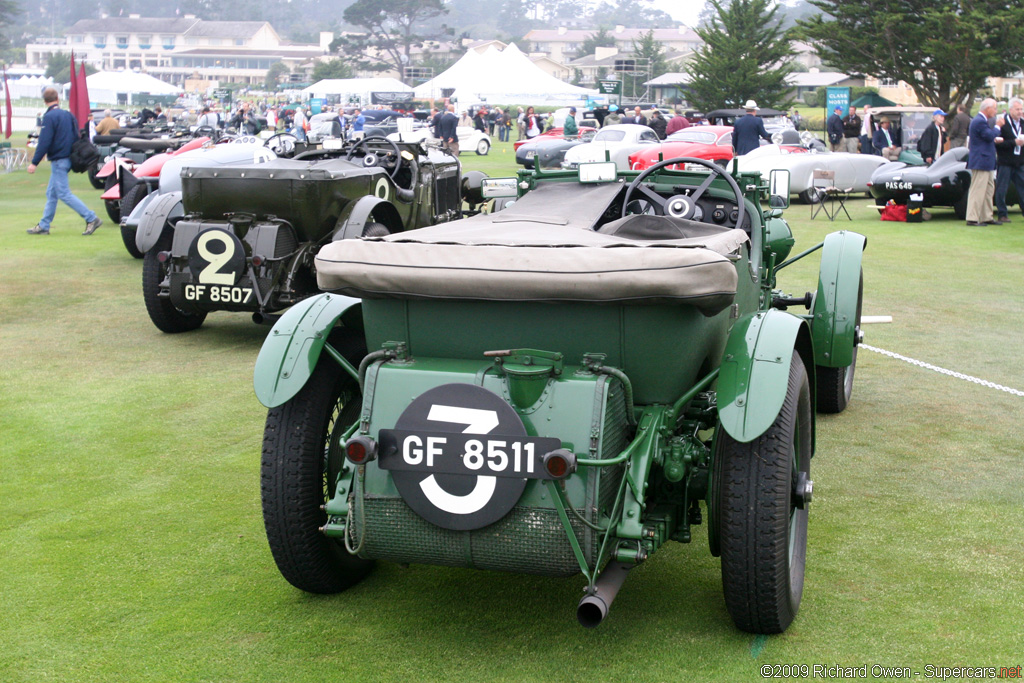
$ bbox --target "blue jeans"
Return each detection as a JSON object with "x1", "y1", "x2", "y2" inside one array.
[
  {"x1": 499, "y1": 125, "x2": 509, "y2": 142},
  {"x1": 994, "y1": 163, "x2": 1024, "y2": 217},
  {"x1": 40, "y1": 158, "x2": 96, "y2": 230}
]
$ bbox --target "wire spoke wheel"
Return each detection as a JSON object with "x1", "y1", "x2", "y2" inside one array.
[{"x1": 261, "y1": 331, "x2": 373, "y2": 593}]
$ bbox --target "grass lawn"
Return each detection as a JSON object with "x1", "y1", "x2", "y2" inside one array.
[{"x1": 1, "y1": 141, "x2": 1022, "y2": 682}]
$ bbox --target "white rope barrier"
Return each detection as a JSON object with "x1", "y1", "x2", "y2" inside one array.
[{"x1": 860, "y1": 344, "x2": 1024, "y2": 397}]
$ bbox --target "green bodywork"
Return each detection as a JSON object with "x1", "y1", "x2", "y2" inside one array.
[
  {"x1": 717, "y1": 310, "x2": 815, "y2": 445},
  {"x1": 253, "y1": 293, "x2": 362, "y2": 408},
  {"x1": 255, "y1": 159, "x2": 865, "y2": 588},
  {"x1": 810, "y1": 231, "x2": 867, "y2": 368}
]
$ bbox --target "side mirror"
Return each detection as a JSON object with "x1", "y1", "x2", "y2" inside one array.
[
  {"x1": 768, "y1": 169, "x2": 790, "y2": 209},
  {"x1": 481, "y1": 177, "x2": 519, "y2": 199}
]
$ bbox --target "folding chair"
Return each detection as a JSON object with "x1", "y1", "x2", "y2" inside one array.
[{"x1": 810, "y1": 169, "x2": 852, "y2": 221}]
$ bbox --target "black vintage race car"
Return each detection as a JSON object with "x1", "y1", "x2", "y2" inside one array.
[
  {"x1": 867, "y1": 147, "x2": 1020, "y2": 219},
  {"x1": 138, "y1": 136, "x2": 488, "y2": 333},
  {"x1": 515, "y1": 131, "x2": 596, "y2": 169}
]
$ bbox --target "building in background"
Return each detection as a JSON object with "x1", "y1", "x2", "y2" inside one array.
[{"x1": 25, "y1": 16, "x2": 330, "y2": 86}]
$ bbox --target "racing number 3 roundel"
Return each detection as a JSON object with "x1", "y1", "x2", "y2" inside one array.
[{"x1": 379, "y1": 384, "x2": 559, "y2": 531}]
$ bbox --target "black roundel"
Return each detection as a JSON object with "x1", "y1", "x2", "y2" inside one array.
[
  {"x1": 381, "y1": 383, "x2": 534, "y2": 531},
  {"x1": 187, "y1": 228, "x2": 246, "y2": 286}
]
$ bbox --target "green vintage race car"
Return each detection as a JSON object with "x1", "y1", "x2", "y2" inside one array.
[{"x1": 253, "y1": 157, "x2": 866, "y2": 633}]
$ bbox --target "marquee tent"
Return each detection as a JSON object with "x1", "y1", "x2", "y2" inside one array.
[
  {"x1": 1, "y1": 75, "x2": 55, "y2": 100},
  {"x1": 301, "y1": 77, "x2": 413, "y2": 105},
  {"x1": 83, "y1": 70, "x2": 180, "y2": 105},
  {"x1": 413, "y1": 43, "x2": 598, "y2": 107}
]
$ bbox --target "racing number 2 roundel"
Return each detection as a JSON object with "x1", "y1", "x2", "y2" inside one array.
[{"x1": 378, "y1": 384, "x2": 561, "y2": 531}]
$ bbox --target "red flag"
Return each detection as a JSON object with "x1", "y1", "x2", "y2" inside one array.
[
  {"x1": 77, "y1": 62, "x2": 90, "y2": 129},
  {"x1": 3, "y1": 68, "x2": 11, "y2": 140},
  {"x1": 68, "y1": 51, "x2": 88, "y2": 130}
]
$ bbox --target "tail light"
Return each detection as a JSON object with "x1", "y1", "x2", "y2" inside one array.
[
  {"x1": 345, "y1": 436, "x2": 378, "y2": 465},
  {"x1": 543, "y1": 449, "x2": 577, "y2": 480}
]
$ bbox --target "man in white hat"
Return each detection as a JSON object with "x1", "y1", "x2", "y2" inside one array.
[{"x1": 732, "y1": 99, "x2": 771, "y2": 156}]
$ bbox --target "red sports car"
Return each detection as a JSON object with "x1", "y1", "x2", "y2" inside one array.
[
  {"x1": 513, "y1": 126, "x2": 598, "y2": 151},
  {"x1": 628, "y1": 125, "x2": 737, "y2": 171}
]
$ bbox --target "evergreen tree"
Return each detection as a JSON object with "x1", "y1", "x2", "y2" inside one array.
[
  {"x1": 575, "y1": 27, "x2": 616, "y2": 60},
  {"x1": 329, "y1": 0, "x2": 450, "y2": 84},
  {"x1": 264, "y1": 62, "x2": 289, "y2": 91},
  {"x1": 685, "y1": 0, "x2": 794, "y2": 111},
  {"x1": 625, "y1": 29, "x2": 668, "y2": 100},
  {"x1": 799, "y1": 0, "x2": 1024, "y2": 111},
  {"x1": 311, "y1": 59, "x2": 353, "y2": 81}
]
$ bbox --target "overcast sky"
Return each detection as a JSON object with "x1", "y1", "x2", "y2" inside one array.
[{"x1": 650, "y1": 0, "x2": 703, "y2": 27}]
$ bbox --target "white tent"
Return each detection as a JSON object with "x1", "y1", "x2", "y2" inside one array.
[
  {"x1": 301, "y1": 77, "x2": 412, "y2": 105},
  {"x1": 413, "y1": 43, "x2": 598, "y2": 108},
  {"x1": 85, "y1": 70, "x2": 180, "y2": 105},
  {"x1": 1, "y1": 75, "x2": 55, "y2": 100}
]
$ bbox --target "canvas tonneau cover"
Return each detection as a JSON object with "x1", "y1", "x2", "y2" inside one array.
[{"x1": 315, "y1": 183, "x2": 748, "y2": 313}]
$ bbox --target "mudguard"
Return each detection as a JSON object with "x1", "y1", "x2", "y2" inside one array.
[
  {"x1": 122, "y1": 189, "x2": 157, "y2": 231},
  {"x1": 135, "y1": 192, "x2": 184, "y2": 254},
  {"x1": 811, "y1": 230, "x2": 866, "y2": 368},
  {"x1": 253, "y1": 293, "x2": 362, "y2": 408},
  {"x1": 332, "y1": 195, "x2": 404, "y2": 240},
  {"x1": 717, "y1": 309, "x2": 815, "y2": 445}
]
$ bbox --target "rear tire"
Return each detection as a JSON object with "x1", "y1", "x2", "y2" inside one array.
[
  {"x1": 142, "y1": 229, "x2": 207, "y2": 333},
  {"x1": 88, "y1": 165, "x2": 104, "y2": 189},
  {"x1": 717, "y1": 351, "x2": 812, "y2": 634},
  {"x1": 261, "y1": 333, "x2": 374, "y2": 594},
  {"x1": 476, "y1": 139, "x2": 490, "y2": 155},
  {"x1": 953, "y1": 191, "x2": 968, "y2": 220},
  {"x1": 816, "y1": 272, "x2": 863, "y2": 414},
  {"x1": 119, "y1": 183, "x2": 150, "y2": 258},
  {"x1": 361, "y1": 221, "x2": 389, "y2": 237},
  {"x1": 799, "y1": 188, "x2": 822, "y2": 205}
]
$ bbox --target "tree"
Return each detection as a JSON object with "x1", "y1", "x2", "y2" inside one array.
[
  {"x1": 330, "y1": 0, "x2": 451, "y2": 84},
  {"x1": 0, "y1": 0, "x2": 21, "y2": 54},
  {"x1": 264, "y1": 62, "x2": 289, "y2": 91},
  {"x1": 625, "y1": 29, "x2": 669, "y2": 99},
  {"x1": 798, "y1": 0, "x2": 1024, "y2": 111},
  {"x1": 575, "y1": 27, "x2": 616, "y2": 59},
  {"x1": 684, "y1": 0, "x2": 795, "y2": 112},
  {"x1": 44, "y1": 53, "x2": 98, "y2": 84},
  {"x1": 589, "y1": 0, "x2": 677, "y2": 27},
  {"x1": 311, "y1": 59, "x2": 353, "y2": 81}
]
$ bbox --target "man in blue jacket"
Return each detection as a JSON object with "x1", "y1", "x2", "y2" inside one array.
[
  {"x1": 872, "y1": 118, "x2": 902, "y2": 160},
  {"x1": 965, "y1": 98, "x2": 1004, "y2": 226},
  {"x1": 732, "y1": 100, "x2": 771, "y2": 156},
  {"x1": 27, "y1": 87, "x2": 101, "y2": 235},
  {"x1": 827, "y1": 106, "x2": 844, "y2": 151}
]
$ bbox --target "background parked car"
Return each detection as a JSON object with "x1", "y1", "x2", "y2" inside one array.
[
  {"x1": 867, "y1": 146, "x2": 1020, "y2": 218},
  {"x1": 561, "y1": 124, "x2": 660, "y2": 170}
]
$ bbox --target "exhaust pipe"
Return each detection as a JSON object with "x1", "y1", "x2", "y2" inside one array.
[
  {"x1": 252, "y1": 312, "x2": 281, "y2": 325},
  {"x1": 576, "y1": 562, "x2": 632, "y2": 628}
]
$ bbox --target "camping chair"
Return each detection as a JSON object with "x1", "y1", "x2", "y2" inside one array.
[{"x1": 810, "y1": 169, "x2": 852, "y2": 221}]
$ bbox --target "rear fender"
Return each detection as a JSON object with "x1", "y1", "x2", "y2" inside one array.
[
  {"x1": 332, "y1": 195, "x2": 403, "y2": 240},
  {"x1": 811, "y1": 231, "x2": 867, "y2": 368},
  {"x1": 97, "y1": 159, "x2": 117, "y2": 178},
  {"x1": 136, "y1": 192, "x2": 184, "y2": 254},
  {"x1": 717, "y1": 310, "x2": 815, "y2": 447},
  {"x1": 253, "y1": 293, "x2": 363, "y2": 408},
  {"x1": 122, "y1": 190, "x2": 157, "y2": 231}
]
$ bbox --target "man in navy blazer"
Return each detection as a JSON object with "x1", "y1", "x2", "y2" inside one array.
[
  {"x1": 872, "y1": 118, "x2": 902, "y2": 160},
  {"x1": 732, "y1": 100, "x2": 771, "y2": 156},
  {"x1": 965, "y1": 98, "x2": 1004, "y2": 225}
]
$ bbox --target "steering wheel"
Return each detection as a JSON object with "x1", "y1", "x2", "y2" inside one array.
[
  {"x1": 265, "y1": 132, "x2": 298, "y2": 156},
  {"x1": 346, "y1": 135, "x2": 403, "y2": 179},
  {"x1": 621, "y1": 156, "x2": 746, "y2": 230}
]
